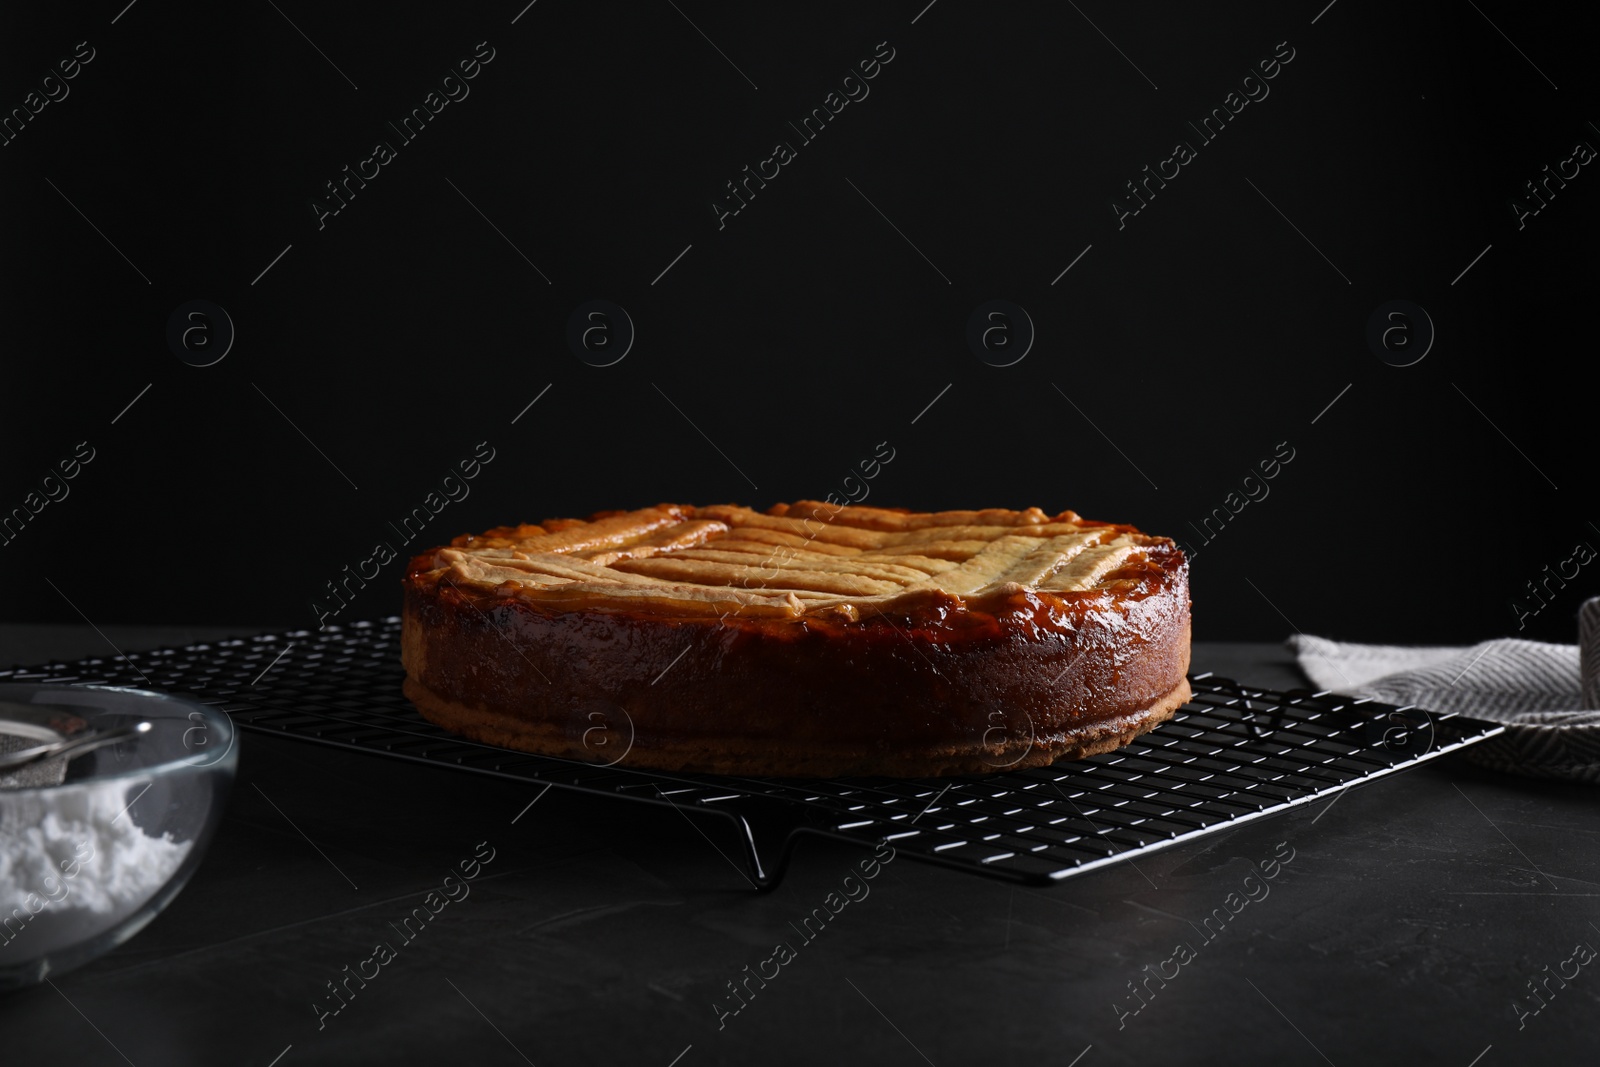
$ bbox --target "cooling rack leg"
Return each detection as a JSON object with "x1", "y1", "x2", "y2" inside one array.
[
  {"x1": 730, "y1": 815, "x2": 776, "y2": 890},
  {"x1": 727, "y1": 800, "x2": 808, "y2": 893}
]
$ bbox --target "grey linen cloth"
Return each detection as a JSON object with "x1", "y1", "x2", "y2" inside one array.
[{"x1": 1289, "y1": 598, "x2": 1600, "y2": 783}]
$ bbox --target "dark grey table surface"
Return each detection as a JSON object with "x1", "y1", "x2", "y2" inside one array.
[{"x1": 1, "y1": 625, "x2": 1595, "y2": 1067}]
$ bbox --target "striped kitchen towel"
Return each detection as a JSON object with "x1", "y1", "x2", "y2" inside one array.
[{"x1": 1289, "y1": 598, "x2": 1600, "y2": 783}]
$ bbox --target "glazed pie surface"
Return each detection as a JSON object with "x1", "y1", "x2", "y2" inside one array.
[
  {"x1": 402, "y1": 502, "x2": 1192, "y2": 778},
  {"x1": 427, "y1": 502, "x2": 1160, "y2": 617}
]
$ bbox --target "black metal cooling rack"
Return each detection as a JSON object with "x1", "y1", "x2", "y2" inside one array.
[{"x1": 0, "y1": 618, "x2": 1503, "y2": 889}]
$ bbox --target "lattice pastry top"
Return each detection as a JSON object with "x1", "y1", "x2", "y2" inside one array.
[{"x1": 416, "y1": 502, "x2": 1172, "y2": 620}]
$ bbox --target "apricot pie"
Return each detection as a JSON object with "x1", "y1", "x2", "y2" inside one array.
[{"x1": 401, "y1": 502, "x2": 1191, "y2": 777}]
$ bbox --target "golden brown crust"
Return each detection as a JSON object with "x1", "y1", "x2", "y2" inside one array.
[
  {"x1": 400, "y1": 502, "x2": 1192, "y2": 778},
  {"x1": 412, "y1": 501, "x2": 1168, "y2": 621}
]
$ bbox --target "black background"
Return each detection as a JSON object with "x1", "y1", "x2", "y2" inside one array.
[{"x1": 1, "y1": 0, "x2": 1591, "y2": 642}]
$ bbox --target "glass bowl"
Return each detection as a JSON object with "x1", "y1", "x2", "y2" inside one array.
[{"x1": 0, "y1": 682, "x2": 237, "y2": 989}]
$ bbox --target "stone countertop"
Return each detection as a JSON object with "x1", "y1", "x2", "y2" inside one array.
[{"x1": 0, "y1": 626, "x2": 1594, "y2": 1066}]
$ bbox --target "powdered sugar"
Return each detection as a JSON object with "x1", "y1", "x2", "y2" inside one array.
[{"x1": 1, "y1": 778, "x2": 191, "y2": 954}]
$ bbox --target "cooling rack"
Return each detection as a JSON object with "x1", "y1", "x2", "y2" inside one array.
[{"x1": 0, "y1": 618, "x2": 1503, "y2": 889}]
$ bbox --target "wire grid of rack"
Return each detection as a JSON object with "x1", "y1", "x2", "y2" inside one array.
[{"x1": 0, "y1": 617, "x2": 1503, "y2": 889}]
